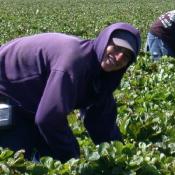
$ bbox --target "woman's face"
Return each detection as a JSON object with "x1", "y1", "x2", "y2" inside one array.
[{"x1": 101, "y1": 40, "x2": 133, "y2": 72}]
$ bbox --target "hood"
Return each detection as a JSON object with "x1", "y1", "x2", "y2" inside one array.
[
  {"x1": 93, "y1": 22, "x2": 141, "y2": 63},
  {"x1": 92, "y1": 23, "x2": 141, "y2": 94}
]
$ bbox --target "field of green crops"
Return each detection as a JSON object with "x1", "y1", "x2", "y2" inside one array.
[{"x1": 0, "y1": 0, "x2": 175, "y2": 174}]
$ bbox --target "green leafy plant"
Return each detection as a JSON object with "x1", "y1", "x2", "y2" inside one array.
[{"x1": 0, "y1": 0, "x2": 175, "y2": 174}]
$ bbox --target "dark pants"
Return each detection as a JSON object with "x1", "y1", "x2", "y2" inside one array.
[{"x1": 0, "y1": 106, "x2": 52, "y2": 160}]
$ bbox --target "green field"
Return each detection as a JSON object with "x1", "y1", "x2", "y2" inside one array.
[
  {"x1": 0, "y1": 0, "x2": 175, "y2": 174},
  {"x1": 0, "y1": 0, "x2": 174, "y2": 45}
]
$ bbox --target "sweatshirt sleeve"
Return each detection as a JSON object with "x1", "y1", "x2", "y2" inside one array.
[
  {"x1": 35, "y1": 70, "x2": 80, "y2": 162},
  {"x1": 82, "y1": 94, "x2": 122, "y2": 145}
]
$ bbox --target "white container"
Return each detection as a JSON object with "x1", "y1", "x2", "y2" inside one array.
[{"x1": 0, "y1": 104, "x2": 12, "y2": 128}]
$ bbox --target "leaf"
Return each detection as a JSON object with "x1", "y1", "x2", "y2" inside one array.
[
  {"x1": 0, "y1": 163, "x2": 10, "y2": 174},
  {"x1": 40, "y1": 156, "x2": 54, "y2": 169},
  {"x1": 26, "y1": 164, "x2": 48, "y2": 175},
  {"x1": 0, "y1": 149, "x2": 14, "y2": 160},
  {"x1": 87, "y1": 152, "x2": 100, "y2": 161},
  {"x1": 137, "y1": 163, "x2": 161, "y2": 175},
  {"x1": 98, "y1": 142, "x2": 110, "y2": 156}
]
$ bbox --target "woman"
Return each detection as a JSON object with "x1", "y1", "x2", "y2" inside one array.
[{"x1": 0, "y1": 22, "x2": 141, "y2": 162}]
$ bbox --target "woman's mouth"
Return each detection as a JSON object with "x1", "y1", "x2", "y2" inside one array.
[{"x1": 108, "y1": 55, "x2": 116, "y2": 65}]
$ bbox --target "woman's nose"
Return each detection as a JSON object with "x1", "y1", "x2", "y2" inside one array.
[{"x1": 114, "y1": 52, "x2": 124, "y2": 61}]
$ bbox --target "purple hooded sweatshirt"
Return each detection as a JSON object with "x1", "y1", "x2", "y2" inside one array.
[{"x1": 0, "y1": 22, "x2": 141, "y2": 161}]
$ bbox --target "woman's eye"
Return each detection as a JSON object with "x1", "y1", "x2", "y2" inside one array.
[{"x1": 114, "y1": 46, "x2": 121, "y2": 52}]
